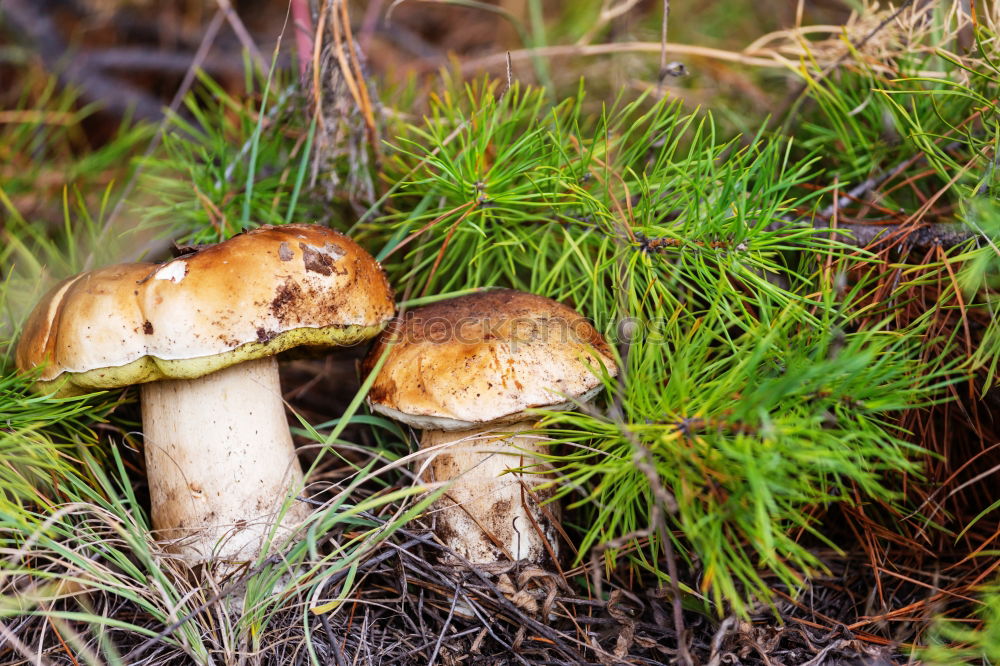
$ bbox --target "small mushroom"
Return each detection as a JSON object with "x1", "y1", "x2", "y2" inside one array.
[
  {"x1": 16, "y1": 224, "x2": 394, "y2": 564},
  {"x1": 363, "y1": 289, "x2": 617, "y2": 564}
]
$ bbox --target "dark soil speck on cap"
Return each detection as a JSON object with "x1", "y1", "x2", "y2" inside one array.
[
  {"x1": 270, "y1": 279, "x2": 303, "y2": 323},
  {"x1": 366, "y1": 377, "x2": 397, "y2": 405},
  {"x1": 300, "y1": 242, "x2": 338, "y2": 275},
  {"x1": 278, "y1": 242, "x2": 293, "y2": 261},
  {"x1": 142, "y1": 321, "x2": 154, "y2": 334}
]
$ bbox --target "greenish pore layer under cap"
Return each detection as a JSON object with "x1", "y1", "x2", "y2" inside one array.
[{"x1": 38, "y1": 322, "x2": 387, "y2": 397}]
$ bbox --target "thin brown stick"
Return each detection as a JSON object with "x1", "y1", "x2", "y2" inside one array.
[
  {"x1": 337, "y1": 0, "x2": 379, "y2": 150},
  {"x1": 462, "y1": 41, "x2": 783, "y2": 74},
  {"x1": 215, "y1": 0, "x2": 268, "y2": 74},
  {"x1": 658, "y1": 0, "x2": 670, "y2": 83}
]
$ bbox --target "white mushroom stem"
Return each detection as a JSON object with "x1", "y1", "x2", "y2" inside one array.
[
  {"x1": 140, "y1": 356, "x2": 310, "y2": 564},
  {"x1": 420, "y1": 422, "x2": 559, "y2": 564}
]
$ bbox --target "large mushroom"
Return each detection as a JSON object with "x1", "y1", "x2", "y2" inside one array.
[
  {"x1": 16, "y1": 224, "x2": 394, "y2": 564},
  {"x1": 362, "y1": 289, "x2": 617, "y2": 564}
]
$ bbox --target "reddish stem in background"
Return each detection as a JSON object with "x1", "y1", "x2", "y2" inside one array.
[{"x1": 290, "y1": 0, "x2": 314, "y2": 78}]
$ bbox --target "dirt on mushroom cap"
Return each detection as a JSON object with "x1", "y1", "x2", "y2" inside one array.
[
  {"x1": 16, "y1": 224, "x2": 395, "y2": 395},
  {"x1": 364, "y1": 289, "x2": 617, "y2": 429}
]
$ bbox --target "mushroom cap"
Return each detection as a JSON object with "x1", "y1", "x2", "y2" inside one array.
[
  {"x1": 363, "y1": 289, "x2": 617, "y2": 430},
  {"x1": 16, "y1": 224, "x2": 394, "y2": 395}
]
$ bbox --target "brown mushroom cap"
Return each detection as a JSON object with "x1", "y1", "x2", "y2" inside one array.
[
  {"x1": 363, "y1": 289, "x2": 618, "y2": 430},
  {"x1": 16, "y1": 224, "x2": 394, "y2": 396}
]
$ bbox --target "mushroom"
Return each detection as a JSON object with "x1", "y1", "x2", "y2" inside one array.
[
  {"x1": 362, "y1": 289, "x2": 617, "y2": 564},
  {"x1": 16, "y1": 224, "x2": 394, "y2": 564}
]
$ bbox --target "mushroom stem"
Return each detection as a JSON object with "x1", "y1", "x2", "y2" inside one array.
[
  {"x1": 420, "y1": 421, "x2": 559, "y2": 564},
  {"x1": 140, "y1": 356, "x2": 310, "y2": 564}
]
